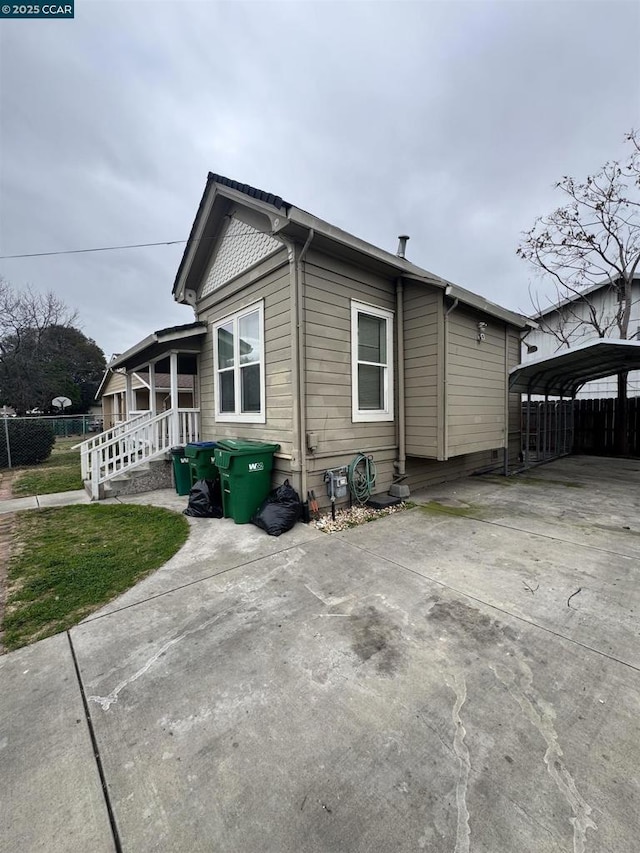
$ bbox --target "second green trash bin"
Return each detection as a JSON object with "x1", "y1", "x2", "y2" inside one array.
[
  {"x1": 214, "y1": 439, "x2": 281, "y2": 524},
  {"x1": 185, "y1": 441, "x2": 219, "y2": 486},
  {"x1": 170, "y1": 446, "x2": 192, "y2": 496}
]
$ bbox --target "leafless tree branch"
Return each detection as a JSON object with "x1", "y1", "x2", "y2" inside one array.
[{"x1": 517, "y1": 129, "x2": 640, "y2": 342}]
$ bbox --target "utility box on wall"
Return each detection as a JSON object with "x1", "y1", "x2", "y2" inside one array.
[{"x1": 325, "y1": 469, "x2": 348, "y2": 499}]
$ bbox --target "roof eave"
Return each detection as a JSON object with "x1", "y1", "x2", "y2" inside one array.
[
  {"x1": 283, "y1": 207, "x2": 534, "y2": 328},
  {"x1": 109, "y1": 324, "x2": 207, "y2": 371},
  {"x1": 173, "y1": 175, "x2": 535, "y2": 330}
]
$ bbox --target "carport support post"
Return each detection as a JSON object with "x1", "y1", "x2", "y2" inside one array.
[
  {"x1": 544, "y1": 394, "x2": 549, "y2": 459},
  {"x1": 525, "y1": 391, "x2": 531, "y2": 466}
]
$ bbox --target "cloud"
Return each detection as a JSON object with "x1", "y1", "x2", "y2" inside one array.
[{"x1": 0, "y1": 0, "x2": 638, "y2": 356}]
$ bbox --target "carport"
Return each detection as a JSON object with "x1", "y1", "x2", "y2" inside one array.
[{"x1": 509, "y1": 339, "x2": 640, "y2": 466}]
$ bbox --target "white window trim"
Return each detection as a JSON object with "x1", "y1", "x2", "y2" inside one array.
[
  {"x1": 213, "y1": 300, "x2": 266, "y2": 424},
  {"x1": 351, "y1": 300, "x2": 394, "y2": 423}
]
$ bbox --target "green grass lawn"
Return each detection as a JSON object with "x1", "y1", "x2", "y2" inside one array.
[
  {"x1": 12, "y1": 438, "x2": 83, "y2": 496},
  {"x1": 2, "y1": 504, "x2": 189, "y2": 651}
]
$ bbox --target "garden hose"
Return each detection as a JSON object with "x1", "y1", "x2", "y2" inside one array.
[{"x1": 348, "y1": 452, "x2": 377, "y2": 504}]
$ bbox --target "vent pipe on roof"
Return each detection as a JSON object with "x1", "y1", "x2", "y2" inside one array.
[{"x1": 396, "y1": 235, "x2": 410, "y2": 258}]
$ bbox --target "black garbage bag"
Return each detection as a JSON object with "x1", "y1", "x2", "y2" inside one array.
[
  {"x1": 251, "y1": 479, "x2": 302, "y2": 536},
  {"x1": 183, "y1": 478, "x2": 223, "y2": 518}
]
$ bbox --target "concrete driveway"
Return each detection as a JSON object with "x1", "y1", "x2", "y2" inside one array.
[{"x1": 1, "y1": 456, "x2": 639, "y2": 852}]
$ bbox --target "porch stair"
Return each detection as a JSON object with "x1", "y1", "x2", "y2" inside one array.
[
  {"x1": 75, "y1": 408, "x2": 200, "y2": 500},
  {"x1": 90, "y1": 456, "x2": 173, "y2": 500}
]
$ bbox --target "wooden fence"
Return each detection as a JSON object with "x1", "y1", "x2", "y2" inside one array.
[
  {"x1": 572, "y1": 398, "x2": 640, "y2": 456},
  {"x1": 521, "y1": 398, "x2": 640, "y2": 461}
]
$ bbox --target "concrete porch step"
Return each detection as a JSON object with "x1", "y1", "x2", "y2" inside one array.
[{"x1": 88, "y1": 456, "x2": 173, "y2": 500}]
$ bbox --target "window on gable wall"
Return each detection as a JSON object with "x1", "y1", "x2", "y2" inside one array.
[
  {"x1": 213, "y1": 301, "x2": 265, "y2": 423},
  {"x1": 351, "y1": 300, "x2": 394, "y2": 422}
]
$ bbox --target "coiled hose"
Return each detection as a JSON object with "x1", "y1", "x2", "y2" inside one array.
[{"x1": 348, "y1": 453, "x2": 377, "y2": 504}]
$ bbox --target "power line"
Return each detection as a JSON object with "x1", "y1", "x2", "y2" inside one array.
[
  {"x1": 0, "y1": 228, "x2": 275, "y2": 261},
  {"x1": 0, "y1": 240, "x2": 186, "y2": 260}
]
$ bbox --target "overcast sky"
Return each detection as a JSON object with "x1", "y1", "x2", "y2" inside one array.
[{"x1": 1, "y1": 0, "x2": 639, "y2": 359}]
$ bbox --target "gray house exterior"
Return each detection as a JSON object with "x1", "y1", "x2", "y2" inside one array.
[{"x1": 86, "y1": 175, "x2": 532, "y2": 502}]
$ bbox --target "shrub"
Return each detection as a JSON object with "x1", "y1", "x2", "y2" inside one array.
[{"x1": 0, "y1": 419, "x2": 55, "y2": 468}]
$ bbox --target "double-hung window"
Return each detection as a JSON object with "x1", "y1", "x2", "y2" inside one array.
[
  {"x1": 351, "y1": 300, "x2": 394, "y2": 422},
  {"x1": 213, "y1": 301, "x2": 265, "y2": 423}
]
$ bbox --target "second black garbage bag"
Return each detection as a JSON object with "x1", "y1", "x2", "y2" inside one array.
[{"x1": 251, "y1": 479, "x2": 302, "y2": 536}]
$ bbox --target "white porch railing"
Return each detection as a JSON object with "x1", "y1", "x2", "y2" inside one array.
[{"x1": 77, "y1": 408, "x2": 200, "y2": 499}]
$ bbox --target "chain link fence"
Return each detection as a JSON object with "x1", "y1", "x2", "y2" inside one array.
[{"x1": 0, "y1": 415, "x2": 102, "y2": 469}]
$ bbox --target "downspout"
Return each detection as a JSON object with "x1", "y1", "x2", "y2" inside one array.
[
  {"x1": 279, "y1": 229, "x2": 314, "y2": 498},
  {"x1": 395, "y1": 278, "x2": 406, "y2": 477},
  {"x1": 297, "y1": 230, "x2": 314, "y2": 499},
  {"x1": 443, "y1": 287, "x2": 459, "y2": 460},
  {"x1": 281, "y1": 238, "x2": 301, "y2": 485}
]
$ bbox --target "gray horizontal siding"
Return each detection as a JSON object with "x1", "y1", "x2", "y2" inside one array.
[
  {"x1": 446, "y1": 308, "x2": 507, "y2": 457},
  {"x1": 303, "y1": 252, "x2": 396, "y2": 457},
  {"x1": 197, "y1": 261, "x2": 293, "y2": 453},
  {"x1": 404, "y1": 283, "x2": 440, "y2": 458}
]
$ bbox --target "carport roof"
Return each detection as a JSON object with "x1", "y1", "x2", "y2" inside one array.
[{"x1": 509, "y1": 339, "x2": 640, "y2": 396}]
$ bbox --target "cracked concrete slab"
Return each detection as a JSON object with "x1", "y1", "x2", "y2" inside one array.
[
  {"x1": 71, "y1": 530, "x2": 640, "y2": 852},
  {"x1": 85, "y1": 513, "x2": 323, "y2": 619},
  {"x1": 3, "y1": 456, "x2": 640, "y2": 852},
  {"x1": 0, "y1": 633, "x2": 114, "y2": 853},
  {"x1": 339, "y1": 506, "x2": 640, "y2": 669}
]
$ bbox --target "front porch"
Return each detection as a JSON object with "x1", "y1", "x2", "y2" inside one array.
[{"x1": 80, "y1": 322, "x2": 207, "y2": 499}]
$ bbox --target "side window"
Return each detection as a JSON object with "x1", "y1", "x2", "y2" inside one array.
[
  {"x1": 351, "y1": 301, "x2": 394, "y2": 422},
  {"x1": 213, "y1": 301, "x2": 265, "y2": 423}
]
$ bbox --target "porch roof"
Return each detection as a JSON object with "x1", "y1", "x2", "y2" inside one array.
[
  {"x1": 108, "y1": 322, "x2": 207, "y2": 371},
  {"x1": 509, "y1": 339, "x2": 640, "y2": 396}
]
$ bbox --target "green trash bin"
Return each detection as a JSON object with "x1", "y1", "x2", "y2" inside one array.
[
  {"x1": 214, "y1": 439, "x2": 281, "y2": 524},
  {"x1": 185, "y1": 441, "x2": 219, "y2": 485},
  {"x1": 171, "y1": 446, "x2": 192, "y2": 496}
]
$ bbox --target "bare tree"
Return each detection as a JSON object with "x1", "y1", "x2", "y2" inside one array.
[
  {"x1": 0, "y1": 279, "x2": 78, "y2": 351},
  {"x1": 518, "y1": 131, "x2": 640, "y2": 453},
  {"x1": 518, "y1": 129, "x2": 640, "y2": 341},
  {"x1": 527, "y1": 281, "x2": 621, "y2": 349}
]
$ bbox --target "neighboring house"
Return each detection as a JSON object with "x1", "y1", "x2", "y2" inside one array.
[
  {"x1": 523, "y1": 275, "x2": 640, "y2": 398},
  {"x1": 96, "y1": 355, "x2": 197, "y2": 428},
  {"x1": 81, "y1": 174, "x2": 533, "y2": 500}
]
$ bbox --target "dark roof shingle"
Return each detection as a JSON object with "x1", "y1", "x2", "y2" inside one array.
[{"x1": 208, "y1": 173, "x2": 289, "y2": 211}]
